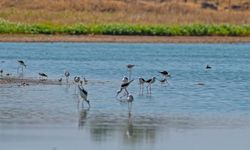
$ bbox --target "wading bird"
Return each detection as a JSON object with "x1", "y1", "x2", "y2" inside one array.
[
  {"x1": 127, "y1": 94, "x2": 134, "y2": 113},
  {"x1": 159, "y1": 70, "x2": 170, "y2": 78},
  {"x1": 145, "y1": 77, "x2": 156, "y2": 94},
  {"x1": 116, "y1": 79, "x2": 134, "y2": 98},
  {"x1": 78, "y1": 85, "x2": 90, "y2": 108},
  {"x1": 17, "y1": 60, "x2": 27, "y2": 74},
  {"x1": 64, "y1": 70, "x2": 70, "y2": 83},
  {"x1": 138, "y1": 77, "x2": 145, "y2": 95},
  {"x1": 38, "y1": 72, "x2": 48, "y2": 80},
  {"x1": 206, "y1": 64, "x2": 212, "y2": 69},
  {"x1": 74, "y1": 76, "x2": 81, "y2": 93}
]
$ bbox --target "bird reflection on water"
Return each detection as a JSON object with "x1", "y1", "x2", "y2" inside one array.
[{"x1": 78, "y1": 108, "x2": 89, "y2": 129}]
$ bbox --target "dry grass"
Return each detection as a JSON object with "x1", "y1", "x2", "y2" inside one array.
[{"x1": 0, "y1": 0, "x2": 250, "y2": 25}]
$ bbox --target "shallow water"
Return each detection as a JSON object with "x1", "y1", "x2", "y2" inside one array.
[{"x1": 0, "y1": 43, "x2": 250, "y2": 150}]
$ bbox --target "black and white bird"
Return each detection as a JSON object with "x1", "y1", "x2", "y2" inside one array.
[
  {"x1": 17, "y1": 60, "x2": 27, "y2": 74},
  {"x1": 64, "y1": 70, "x2": 70, "y2": 83},
  {"x1": 74, "y1": 76, "x2": 81, "y2": 83},
  {"x1": 206, "y1": 65, "x2": 212, "y2": 69},
  {"x1": 145, "y1": 77, "x2": 156, "y2": 94},
  {"x1": 116, "y1": 79, "x2": 134, "y2": 98},
  {"x1": 138, "y1": 77, "x2": 145, "y2": 95},
  {"x1": 38, "y1": 72, "x2": 48, "y2": 80},
  {"x1": 127, "y1": 94, "x2": 134, "y2": 113},
  {"x1": 127, "y1": 64, "x2": 135, "y2": 80},
  {"x1": 74, "y1": 76, "x2": 81, "y2": 93},
  {"x1": 159, "y1": 70, "x2": 170, "y2": 78},
  {"x1": 78, "y1": 85, "x2": 90, "y2": 108}
]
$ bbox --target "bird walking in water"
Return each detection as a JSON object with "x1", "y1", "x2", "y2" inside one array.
[
  {"x1": 145, "y1": 77, "x2": 156, "y2": 95},
  {"x1": 138, "y1": 77, "x2": 145, "y2": 95},
  {"x1": 116, "y1": 79, "x2": 134, "y2": 98},
  {"x1": 17, "y1": 60, "x2": 27, "y2": 74},
  {"x1": 38, "y1": 72, "x2": 48, "y2": 80},
  {"x1": 64, "y1": 70, "x2": 70, "y2": 83},
  {"x1": 127, "y1": 94, "x2": 134, "y2": 113},
  {"x1": 127, "y1": 64, "x2": 135, "y2": 80},
  {"x1": 74, "y1": 76, "x2": 81, "y2": 93},
  {"x1": 78, "y1": 85, "x2": 90, "y2": 108}
]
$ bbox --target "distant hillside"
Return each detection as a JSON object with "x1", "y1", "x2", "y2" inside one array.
[{"x1": 0, "y1": 0, "x2": 250, "y2": 25}]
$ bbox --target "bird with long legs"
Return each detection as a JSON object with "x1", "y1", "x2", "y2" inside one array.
[
  {"x1": 127, "y1": 64, "x2": 135, "y2": 80},
  {"x1": 74, "y1": 76, "x2": 81, "y2": 94},
  {"x1": 64, "y1": 70, "x2": 70, "y2": 83},
  {"x1": 17, "y1": 60, "x2": 27, "y2": 74},
  {"x1": 38, "y1": 72, "x2": 48, "y2": 80},
  {"x1": 116, "y1": 79, "x2": 134, "y2": 98},
  {"x1": 127, "y1": 94, "x2": 134, "y2": 113},
  {"x1": 138, "y1": 77, "x2": 145, "y2": 95},
  {"x1": 78, "y1": 84, "x2": 90, "y2": 108},
  {"x1": 145, "y1": 77, "x2": 156, "y2": 95}
]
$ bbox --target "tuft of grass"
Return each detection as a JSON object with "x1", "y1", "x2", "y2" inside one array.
[{"x1": 1, "y1": 19, "x2": 250, "y2": 36}]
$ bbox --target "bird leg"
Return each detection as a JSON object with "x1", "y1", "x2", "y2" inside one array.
[{"x1": 124, "y1": 88, "x2": 129, "y2": 97}]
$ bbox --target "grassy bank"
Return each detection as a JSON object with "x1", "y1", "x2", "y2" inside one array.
[{"x1": 1, "y1": 19, "x2": 250, "y2": 36}]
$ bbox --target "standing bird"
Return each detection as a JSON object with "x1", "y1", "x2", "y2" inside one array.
[
  {"x1": 127, "y1": 64, "x2": 135, "y2": 80},
  {"x1": 74, "y1": 76, "x2": 81, "y2": 93},
  {"x1": 17, "y1": 60, "x2": 27, "y2": 74},
  {"x1": 145, "y1": 77, "x2": 156, "y2": 94},
  {"x1": 159, "y1": 70, "x2": 170, "y2": 78},
  {"x1": 116, "y1": 79, "x2": 134, "y2": 98},
  {"x1": 127, "y1": 94, "x2": 134, "y2": 113},
  {"x1": 78, "y1": 85, "x2": 90, "y2": 108},
  {"x1": 64, "y1": 70, "x2": 70, "y2": 83},
  {"x1": 138, "y1": 77, "x2": 145, "y2": 95},
  {"x1": 206, "y1": 64, "x2": 212, "y2": 69},
  {"x1": 38, "y1": 72, "x2": 48, "y2": 80},
  {"x1": 74, "y1": 76, "x2": 81, "y2": 83}
]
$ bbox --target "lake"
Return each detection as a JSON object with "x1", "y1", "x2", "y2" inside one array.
[{"x1": 0, "y1": 43, "x2": 250, "y2": 150}]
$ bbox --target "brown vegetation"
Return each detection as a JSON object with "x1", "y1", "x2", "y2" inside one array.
[{"x1": 0, "y1": 0, "x2": 250, "y2": 25}]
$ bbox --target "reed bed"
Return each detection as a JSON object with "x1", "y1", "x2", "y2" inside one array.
[{"x1": 1, "y1": 19, "x2": 250, "y2": 36}]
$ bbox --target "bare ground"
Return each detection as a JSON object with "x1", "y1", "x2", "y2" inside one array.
[{"x1": 1, "y1": 34, "x2": 250, "y2": 43}]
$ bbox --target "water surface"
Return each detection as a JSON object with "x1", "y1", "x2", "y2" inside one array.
[{"x1": 0, "y1": 43, "x2": 250, "y2": 150}]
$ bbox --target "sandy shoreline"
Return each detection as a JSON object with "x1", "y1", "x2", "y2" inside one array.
[{"x1": 1, "y1": 34, "x2": 250, "y2": 43}]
